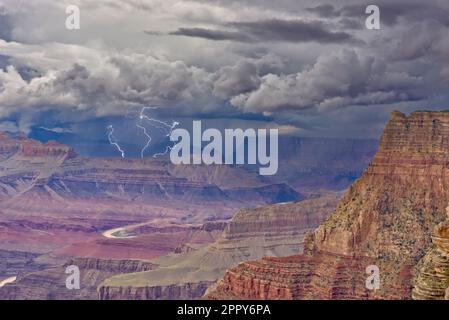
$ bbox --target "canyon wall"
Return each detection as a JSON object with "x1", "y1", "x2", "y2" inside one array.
[
  {"x1": 208, "y1": 111, "x2": 449, "y2": 300},
  {"x1": 412, "y1": 207, "x2": 449, "y2": 300},
  {"x1": 0, "y1": 257, "x2": 156, "y2": 300},
  {"x1": 0, "y1": 130, "x2": 375, "y2": 299}
]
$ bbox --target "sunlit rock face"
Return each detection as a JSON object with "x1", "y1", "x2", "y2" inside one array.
[
  {"x1": 413, "y1": 206, "x2": 449, "y2": 300},
  {"x1": 208, "y1": 111, "x2": 449, "y2": 300}
]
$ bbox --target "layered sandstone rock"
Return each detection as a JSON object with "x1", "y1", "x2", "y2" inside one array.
[
  {"x1": 412, "y1": 207, "x2": 449, "y2": 300},
  {"x1": 0, "y1": 130, "x2": 375, "y2": 299},
  {"x1": 19, "y1": 140, "x2": 76, "y2": 159},
  {"x1": 214, "y1": 195, "x2": 339, "y2": 255},
  {"x1": 0, "y1": 257, "x2": 157, "y2": 300},
  {"x1": 0, "y1": 132, "x2": 300, "y2": 211},
  {"x1": 98, "y1": 281, "x2": 213, "y2": 300},
  {"x1": 208, "y1": 111, "x2": 449, "y2": 300}
]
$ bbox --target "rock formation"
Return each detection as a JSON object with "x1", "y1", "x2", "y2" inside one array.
[
  {"x1": 0, "y1": 132, "x2": 301, "y2": 270},
  {"x1": 0, "y1": 130, "x2": 376, "y2": 299},
  {"x1": 412, "y1": 206, "x2": 449, "y2": 300},
  {"x1": 97, "y1": 194, "x2": 339, "y2": 300},
  {"x1": 0, "y1": 132, "x2": 302, "y2": 211},
  {"x1": 0, "y1": 257, "x2": 156, "y2": 300},
  {"x1": 208, "y1": 111, "x2": 449, "y2": 300}
]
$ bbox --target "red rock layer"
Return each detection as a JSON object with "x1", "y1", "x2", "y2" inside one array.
[
  {"x1": 208, "y1": 111, "x2": 449, "y2": 300},
  {"x1": 208, "y1": 253, "x2": 412, "y2": 300},
  {"x1": 19, "y1": 140, "x2": 76, "y2": 159}
]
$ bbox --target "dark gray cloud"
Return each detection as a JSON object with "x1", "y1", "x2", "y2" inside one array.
[
  {"x1": 231, "y1": 19, "x2": 358, "y2": 43},
  {"x1": 230, "y1": 49, "x2": 426, "y2": 113},
  {"x1": 213, "y1": 60, "x2": 262, "y2": 98},
  {"x1": 169, "y1": 28, "x2": 250, "y2": 42},
  {"x1": 370, "y1": 3, "x2": 448, "y2": 26},
  {"x1": 161, "y1": 19, "x2": 359, "y2": 44},
  {"x1": 307, "y1": 1, "x2": 449, "y2": 27}
]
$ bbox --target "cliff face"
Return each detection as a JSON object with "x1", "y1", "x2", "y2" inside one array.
[
  {"x1": 214, "y1": 195, "x2": 338, "y2": 255},
  {"x1": 311, "y1": 111, "x2": 449, "y2": 262},
  {"x1": 0, "y1": 132, "x2": 76, "y2": 161},
  {"x1": 0, "y1": 257, "x2": 156, "y2": 300},
  {"x1": 19, "y1": 140, "x2": 76, "y2": 159},
  {"x1": 0, "y1": 129, "x2": 377, "y2": 300},
  {"x1": 98, "y1": 281, "x2": 213, "y2": 300},
  {"x1": 412, "y1": 207, "x2": 449, "y2": 300},
  {"x1": 208, "y1": 111, "x2": 449, "y2": 300}
]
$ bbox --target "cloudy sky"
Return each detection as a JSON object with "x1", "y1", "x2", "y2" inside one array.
[{"x1": 1, "y1": 0, "x2": 449, "y2": 155}]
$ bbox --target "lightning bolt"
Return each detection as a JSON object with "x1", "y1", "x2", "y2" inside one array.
[
  {"x1": 137, "y1": 107, "x2": 179, "y2": 158},
  {"x1": 106, "y1": 125, "x2": 125, "y2": 158},
  {"x1": 136, "y1": 121, "x2": 152, "y2": 158}
]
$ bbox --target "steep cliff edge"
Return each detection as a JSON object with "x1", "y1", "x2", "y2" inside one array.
[
  {"x1": 412, "y1": 207, "x2": 449, "y2": 300},
  {"x1": 208, "y1": 111, "x2": 449, "y2": 300}
]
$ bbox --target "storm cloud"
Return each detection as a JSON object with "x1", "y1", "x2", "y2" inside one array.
[
  {"x1": 307, "y1": 1, "x2": 449, "y2": 27},
  {"x1": 0, "y1": 0, "x2": 449, "y2": 138},
  {"x1": 230, "y1": 49, "x2": 425, "y2": 113},
  {"x1": 164, "y1": 19, "x2": 359, "y2": 44},
  {"x1": 168, "y1": 28, "x2": 250, "y2": 42}
]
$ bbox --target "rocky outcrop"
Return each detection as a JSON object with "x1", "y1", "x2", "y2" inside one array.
[
  {"x1": 65, "y1": 257, "x2": 156, "y2": 273},
  {"x1": 0, "y1": 257, "x2": 156, "y2": 300},
  {"x1": 98, "y1": 281, "x2": 213, "y2": 300},
  {"x1": 0, "y1": 133, "x2": 76, "y2": 163},
  {"x1": 19, "y1": 140, "x2": 76, "y2": 159},
  {"x1": 0, "y1": 249, "x2": 49, "y2": 279},
  {"x1": 0, "y1": 130, "x2": 376, "y2": 299},
  {"x1": 214, "y1": 195, "x2": 338, "y2": 255},
  {"x1": 208, "y1": 111, "x2": 449, "y2": 300},
  {"x1": 207, "y1": 252, "x2": 412, "y2": 300},
  {"x1": 412, "y1": 207, "x2": 449, "y2": 300}
]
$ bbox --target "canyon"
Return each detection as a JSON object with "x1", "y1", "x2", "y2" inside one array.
[
  {"x1": 0, "y1": 130, "x2": 376, "y2": 299},
  {"x1": 97, "y1": 193, "x2": 340, "y2": 300},
  {"x1": 170, "y1": 122, "x2": 279, "y2": 176},
  {"x1": 207, "y1": 111, "x2": 449, "y2": 300}
]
